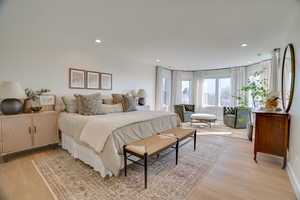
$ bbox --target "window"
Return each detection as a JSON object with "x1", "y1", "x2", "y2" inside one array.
[
  {"x1": 181, "y1": 80, "x2": 192, "y2": 104},
  {"x1": 161, "y1": 77, "x2": 168, "y2": 105},
  {"x1": 218, "y1": 78, "x2": 231, "y2": 106},
  {"x1": 202, "y1": 79, "x2": 216, "y2": 106},
  {"x1": 202, "y1": 77, "x2": 231, "y2": 107}
]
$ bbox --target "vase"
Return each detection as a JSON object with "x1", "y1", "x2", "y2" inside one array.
[
  {"x1": 1, "y1": 98, "x2": 23, "y2": 115},
  {"x1": 24, "y1": 99, "x2": 33, "y2": 113},
  {"x1": 265, "y1": 100, "x2": 278, "y2": 111}
]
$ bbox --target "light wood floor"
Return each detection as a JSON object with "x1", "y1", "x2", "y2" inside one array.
[{"x1": 0, "y1": 136, "x2": 296, "y2": 200}]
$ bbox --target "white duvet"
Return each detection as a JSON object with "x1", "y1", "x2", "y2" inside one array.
[
  {"x1": 80, "y1": 111, "x2": 177, "y2": 153},
  {"x1": 58, "y1": 111, "x2": 179, "y2": 175}
]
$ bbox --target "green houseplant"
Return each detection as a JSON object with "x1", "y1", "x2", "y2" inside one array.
[
  {"x1": 234, "y1": 71, "x2": 269, "y2": 141},
  {"x1": 24, "y1": 88, "x2": 50, "y2": 113}
]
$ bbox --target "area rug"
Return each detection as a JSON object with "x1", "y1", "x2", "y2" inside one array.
[
  {"x1": 182, "y1": 121, "x2": 248, "y2": 140},
  {"x1": 32, "y1": 137, "x2": 223, "y2": 200}
]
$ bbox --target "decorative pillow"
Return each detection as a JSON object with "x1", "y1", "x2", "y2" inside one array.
[
  {"x1": 55, "y1": 96, "x2": 66, "y2": 112},
  {"x1": 112, "y1": 94, "x2": 127, "y2": 111},
  {"x1": 112, "y1": 94, "x2": 124, "y2": 104},
  {"x1": 101, "y1": 103, "x2": 123, "y2": 113},
  {"x1": 123, "y1": 95, "x2": 137, "y2": 112},
  {"x1": 103, "y1": 98, "x2": 114, "y2": 105},
  {"x1": 62, "y1": 96, "x2": 78, "y2": 113},
  {"x1": 74, "y1": 93, "x2": 105, "y2": 115}
]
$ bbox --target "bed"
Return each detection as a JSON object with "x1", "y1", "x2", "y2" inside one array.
[{"x1": 58, "y1": 110, "x2": 179, "y2": 177}]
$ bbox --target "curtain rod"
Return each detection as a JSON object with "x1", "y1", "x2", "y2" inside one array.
[{"x1": 157, "y1": 58, "x2": 272, "y2": 72}]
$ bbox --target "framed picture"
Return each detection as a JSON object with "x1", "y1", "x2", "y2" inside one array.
[
  {"x1": 100, "y1": 73, "x2": 112, "y2": 90},
  {"x1": 87, "y1": 71, "x2": 100, "y2": 89},
  {"x1": 39, "y1": 95, "x2": 56, "y2": 106},
  {"x1": 69, "y1": 68, "x2": 86, "y2": 89}
]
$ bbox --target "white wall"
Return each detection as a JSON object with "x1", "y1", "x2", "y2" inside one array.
[
  {"x1": 285, "y1": 1, "x2": 300, "y2": 198},
  {"x1": 0, "y1": 1, "x2": 156, "y2": 108}
]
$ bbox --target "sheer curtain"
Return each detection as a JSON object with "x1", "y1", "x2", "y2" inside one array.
[
  {"x1": 231, "y1": 67, "x2": 247, "y2": 106},
  {"x1": 270, "y1": 48, "x2": 281, "y2": 93},
  {"x1": 171, "y1": 71, "x2": 182, "y2": 107},
  {"x1": 155, "y1": 66, "x2": 172, "y2": 111},
  {"x1": 246, "y1": 60, "x2": 272, "y2": 90},
  {"x1": 193, "y1": 71, "x2": 204, "y2": 112}
]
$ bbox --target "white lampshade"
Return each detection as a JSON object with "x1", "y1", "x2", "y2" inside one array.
[
  {"x1": 0, "y1": 81, "x2": 26, "y2": 99},
  {"x1": 137, "y1": 89, "x2": 146, "y2": 97},
  {"x1": 130, "y1": 89, "x2": 137, "y2": 97}
]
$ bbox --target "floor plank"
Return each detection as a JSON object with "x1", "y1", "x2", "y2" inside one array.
[{"x1": 0, "y1": 136, "x2": 296, "y2": 200}]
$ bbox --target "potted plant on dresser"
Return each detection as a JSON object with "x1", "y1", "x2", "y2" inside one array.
[{"x1": 24, "y1": 88, "x2": 51, "y2": 113}]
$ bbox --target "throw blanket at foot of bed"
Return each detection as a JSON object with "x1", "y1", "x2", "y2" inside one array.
[{"x1": 80, "y1": 111, "x2": 178, "y2": 153}]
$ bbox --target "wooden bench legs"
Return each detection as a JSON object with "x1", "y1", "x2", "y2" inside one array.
[
  {"x1": 123, "y1": 141, "x2": 179, "y2": 189},
  {"x1": 123, "y1": 145, "x2": 127, "y2": 177},
  {"x1": 144, "y1": 153, "x2": 148, "y2": 189},
  {"x1": 194, "y1": 130, "x2": 197, "y2": 151},
  {"x1": 123, "y1": 129, "x2": 197, "y2": 189}
]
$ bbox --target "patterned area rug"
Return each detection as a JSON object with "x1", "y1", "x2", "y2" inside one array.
[
  {"x1": 182, "y1": 121, "x2": 248, "y2": 140},
  {"x1": 33, "y1": 137, "x2": 223, "y2": 200}
]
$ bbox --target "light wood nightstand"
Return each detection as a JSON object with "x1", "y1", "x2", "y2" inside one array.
[{"x1": 0, "y1": 111, "x2": 59, "y2": 162}]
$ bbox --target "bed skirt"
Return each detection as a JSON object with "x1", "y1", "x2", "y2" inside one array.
[{"x1": 61, "y1": 134, "x2": 112, "y2": 177}]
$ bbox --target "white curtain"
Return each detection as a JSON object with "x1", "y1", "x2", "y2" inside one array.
[
  {"x1": 155, "y1": 66, "x2": 172, "y2": 111},
  {"x1": 246, "y1": 60, "x2": 272, "y2": 90},
  {"x1": 193, "y1": 71, "x2": 204, "y2": 112},
  {"x1": 231, "y1": 67, "x2": 247, "y2": 106},
  {"x1": 269, "y1": 48, "x2": 281, "y2": 94},
  {"x1": 171, "y1": 71, "x2": 182, "y2": 107}
]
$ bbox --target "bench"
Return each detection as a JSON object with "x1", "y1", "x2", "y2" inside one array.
[{"x1": 123, "y1": 128, "x2": 197, "y2": 189}]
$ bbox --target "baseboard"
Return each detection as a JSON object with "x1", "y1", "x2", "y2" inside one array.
[{"x1": 287, "y1": 162, "x2": 300, "y2": 200}]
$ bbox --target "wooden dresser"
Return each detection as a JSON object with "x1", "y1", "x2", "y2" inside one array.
[
  {"x1": 0, "y1": 111, "x2": 59, "y2": 161},
  {"x1": 253, "y1": 111, "x2": 290, "y2": 169}
]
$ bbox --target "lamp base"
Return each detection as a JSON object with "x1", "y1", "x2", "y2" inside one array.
[
  {"x1": 138, "y1": 97, "x2": 145, "y2": 106},
  {"x1": 1, "y1": 98, "x2": 23, "y2": 115}
]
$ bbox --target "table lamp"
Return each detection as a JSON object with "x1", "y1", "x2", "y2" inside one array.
[
  {"x1": 137, "y1": 89, "x2": 146, "y2": 106},
  {"x1": 0, "y1": 81, "x2": 26, "y2": 115}
]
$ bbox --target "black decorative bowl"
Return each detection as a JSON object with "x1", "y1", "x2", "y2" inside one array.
[{"x1": 31, "y1": 106, "x2": 43, "y2": 112}]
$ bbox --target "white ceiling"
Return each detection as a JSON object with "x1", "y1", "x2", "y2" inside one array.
[{"x1": 0, "y1": 0, "x2": 298, "y2": 70}]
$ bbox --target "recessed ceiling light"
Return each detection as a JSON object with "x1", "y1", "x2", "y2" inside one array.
[
  {"x1": 95, "y1": 39, "x2": 102, "y2": 44},
  {"x1": 156, "y1": 59, "x2": 161, "y2": 63},
  {"x1": 241, "y1": 43, "x2": 248, "y2": 47}
]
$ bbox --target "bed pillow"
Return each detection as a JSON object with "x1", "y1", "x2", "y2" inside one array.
[
  {"x1": 103, "y1": 98, "x2": 114, "y2": 105},
  {"x1": 62, "y1": 96, "x2": 78, "y2": 113},
  {"x1": 123, "y1": 95, "x2": 137, "y2": 112},
  {"x1": 102, "y1": 103, "x2": 123, "y2": 113},
  {"x1": 112, "y1": 94, "x2": 126, "y2": 111},
  {"x1": 74, "y1": 93, "x2": 105, "y2": 115},
  {"x1": 55, "y1": 96, "x2": 66, "y2": 112},
  {"x1": 112, "y1": 94, "x2": 123, "y2": 104}
]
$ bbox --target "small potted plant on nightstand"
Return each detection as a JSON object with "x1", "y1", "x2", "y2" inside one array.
[{"x1": 24, "y1": 88, "x2": 50, "y2": 113}]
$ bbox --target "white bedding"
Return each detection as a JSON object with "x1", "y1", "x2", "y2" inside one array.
[{"x1": 58, "y1": 111, "x2": 179, "y2": 176}]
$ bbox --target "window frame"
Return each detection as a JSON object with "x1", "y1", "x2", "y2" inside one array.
[{"x1": 202, "y1": 76, "x2": 231, "y2": 108}]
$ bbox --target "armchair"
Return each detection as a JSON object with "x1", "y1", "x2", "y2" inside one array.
[
  {"x1": 223, "y1": 107, "x2": 250, "y2": 129},
  {"x1": 174, "y1": 104, "x2": 195, "y2": 122}
]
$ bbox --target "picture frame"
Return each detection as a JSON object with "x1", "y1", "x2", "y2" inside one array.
[
  {"x1": 69, "y1": 68, "x2": 86, "y2": 89},
  {"x1": 39, "y1": 94, "x2": 56, "y2": 106},
  {"x1": 100, "y1": 73, "x2": 112, "y2": 90},
  {"x1": 86, "y1": 71, "x2": 101, "y2": 90}
]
